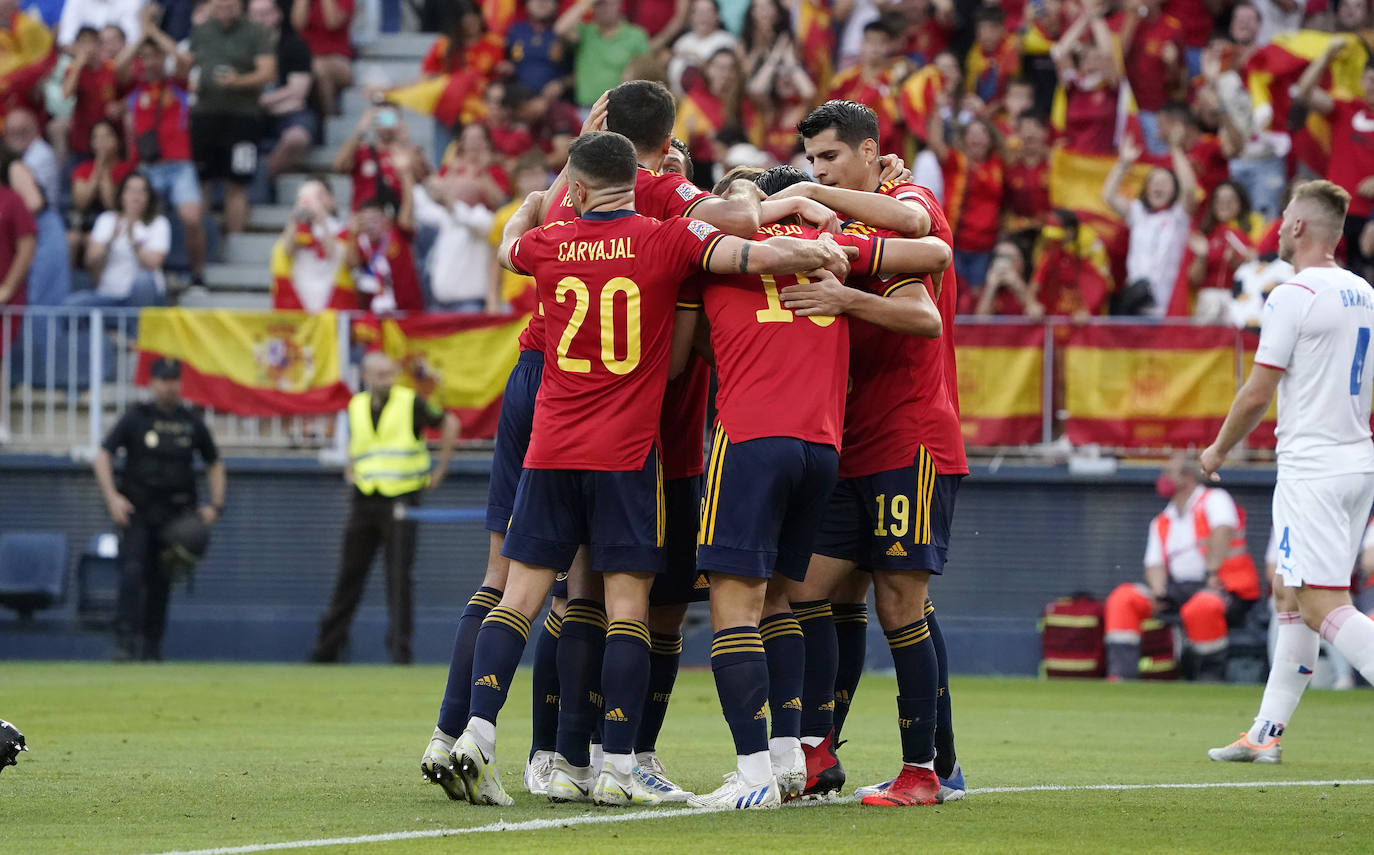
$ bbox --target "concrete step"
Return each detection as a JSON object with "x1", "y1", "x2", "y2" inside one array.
[
  {"x1": 203, "y1": 262, "x2": 270, "y2": 292},
  {"x1": 178, "y1": 286, "x2": 271, "y2": 309},
  {"x1": 358, "y1": 33, "x2": 434, "y2": 61},
  {"x1": 276, "y1": 173, "x2": 354, "y2": 209},
  {"x1": 353, "y1": 59, "x2": 424, "y2": 90},
  {"x1": 301, "y1": 146, "x2": 338, "y2": 172},
  {"x1": 325, "y1": 111, "x2": 434, "y2": 149},
  {"x1": 250, "y1": 204, "x2": 296, "y2": 231},
  {"x1": 223, "y1": 232, "x2": 281, "y2": 266},
  {"x1": 340, "y1": 87, "x2": 378, "y2": 116}
]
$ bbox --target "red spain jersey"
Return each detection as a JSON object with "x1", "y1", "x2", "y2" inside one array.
[
  {"x1": 688, "y1": 223, "x2": 883, "y2": 449},
  {"x1": 841, "y1": 182, "x2": 967, "y2": 478},
  {"x1": 510, "y1": 210, "x2": 726, "y2": 470},
  {"x1": 659, "y1": 354, "x2": 710, "y2": 480},
  {"x1": 126, "y1": 81, "x2": 193, "y2": 163},
  {"x1": 517, "y1": 166, "x2": 717, "y2": 353}
]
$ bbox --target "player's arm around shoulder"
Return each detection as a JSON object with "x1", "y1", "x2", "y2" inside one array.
[
  {"x1": 781, "y1": 271, "x2": 943, "y2": 338},
  {"x1": 770, "y1": 182, "x2": 931, "y2": 238},
  {"x1": 496, "y1": 190, "x2": 545, "y2": 273},
  {"x1": 703, "y1": 232, "x2": 855, "y2": 279}
]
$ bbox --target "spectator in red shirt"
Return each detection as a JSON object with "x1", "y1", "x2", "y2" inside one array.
[
  {"x1": 1050, "y1": 2, "x2": 1124, "y2": 156},
  {"x1": 438, "y1": 122, "x2": 510, "y2": 208},
  {"x1": 478, "y1": 80, "x2": 535, "y2": 168},
  {"x1": 1028, "y1": 209, "x2": 1114, "y2": 320},
  {"x1": 1005, "y1": 111, "x2": 1052, "y2": 234},
  {"x1": 974, "y1": 238, "x2": 1034, "y2": 315},
  {"x1": 345, "y1": 157, "x2": 424, "y2": 315},
  {"x1": 333, "y1": 103, "x2": 428, "y2": 217},
  {"x1": 1294, "y1": 39, "x2": 1374, "y2": 281},
  {"x1": 524, "y1": 86, "x2": 581, "y2": 170},
  {"x1": 1153, "y1": 100, "x2": 1234, "y2": 202},
  {"x1": 1185, "y1": 179, "x2": 1258, "y2": 323},
  {"x1": 1165, "y1": 0, "x2": 1212, "y2": 75},
  {"x1": 125, "y1": 24, "x2": 207, "y2": 283},
  {"x1": 61, "y1": 26, "x2": 121, "y2": 158},
  {"x1": 744, "y1": 35, "x2": 816, "y2": 164},
  {"x1": 291, "y1": 0, "x2": 354, "y2": 118},
  {"x1": 903, "y1": 0, "x2": 955, "y2": 66},
  {"x1": 931, "y1": 118, "x2": 1005, "y2": 309},
  {"x1": 825, "y1": 19, "x2": 903, "y2": 152},
  {"x1": 1116, "y1": 0, "x2": 1185, "y2": 154},
  {"x1": 0, "y1": 180, "x2": 36, "y2": 330},
  {"x1": 68, "y1": 119, "x2": 134, "y2": 261},
  {"x1": 674, "y1": 46, "x2": 746, "y2": 180}
]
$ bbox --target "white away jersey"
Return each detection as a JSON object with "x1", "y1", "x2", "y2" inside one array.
[{"x1": 1254, "y1": 265, "x2": 1374, "y2": 479}]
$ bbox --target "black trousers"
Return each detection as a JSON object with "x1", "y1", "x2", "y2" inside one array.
[
  {"x1": 312, "y1": 493, "x2": 419, "y2": 663},
  {"x1": 114, "y1": 510, "x2": 180, "y2": 653}
]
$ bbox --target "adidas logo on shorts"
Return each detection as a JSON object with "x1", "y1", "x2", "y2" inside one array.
[
  {"x1": 605, "y1": 708, "x2": 628, "y2": 722},
  {"x1": 887, "y1": 542, "x2": 908, "y2": 557},
  {"x1": 474, "y1": 674, "x2": 501, "y2": 690}
]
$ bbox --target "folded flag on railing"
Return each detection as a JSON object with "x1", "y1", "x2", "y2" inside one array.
[
  {"x1": 954, "y1": 324, "x2": 1044, "y2": 446},
  {"x1": 353, "y1": 313, "x2": 529, "y2": 439},
  {"x1": 136, "y1": 309, "x2": 352, "y2": 416}
]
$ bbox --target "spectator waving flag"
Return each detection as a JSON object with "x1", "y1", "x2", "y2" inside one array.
[
  {"x1": 136, "y1": 310, "x2": 353, "y2": 415},
  {"x1": 795, "y1": 0, "x2": 835, "y2": 91},
  {"x1": 354, "y1": 313, "x2": 531, "y2": 439},
  {"x1": 389, "y1": 33, "x2": 505, "y2": 127},
  {"x1": 0, "y1": 6, "x2": 57, "y2": 114},
  {"x1": 1244, "y1": 30, "x2": 1369, "y2": 177}
]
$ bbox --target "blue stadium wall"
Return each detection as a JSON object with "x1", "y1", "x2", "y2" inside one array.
[{"x1": 0, "y1": 456, "x2": 1282, "y2": 675}]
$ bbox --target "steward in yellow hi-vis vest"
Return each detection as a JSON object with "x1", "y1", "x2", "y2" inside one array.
[{"x1": 312, "y1": 353, "x2": 459, "y2": 664}]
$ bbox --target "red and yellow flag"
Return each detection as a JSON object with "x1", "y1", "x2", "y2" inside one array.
[
  {"x1": 955, "y1": 323, "x2": 1044, "y2": 445},
  {"x1": 1062, "y1": 325, "x2": 1237, "y2": 448},
  {"x1": 136, "y1": 309, "x2": 352, "y2": 415},
  {"x1": 270, "y1": 229, "x2": 357, "y2": 313},
  {"x1": 356, "y1": 313, "x2": 530, "y2": 438},
  {"x1": 796, "y1": 0, "x2": 835, "y2": 91},
  {"x1": 1239, "y1": 330, "x2": 1280, "y2": 450}
]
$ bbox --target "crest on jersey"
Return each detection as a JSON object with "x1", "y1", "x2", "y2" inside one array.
[
  {"x1": 677, "y1": 184, "x2": 703, "y2": 201},
  {"x1": 687, "y1": 220, "x2": 717, "y2": 241}
]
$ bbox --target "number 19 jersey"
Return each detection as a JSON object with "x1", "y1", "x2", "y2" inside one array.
[
  {"x1": 509, "y1": 210, "x2": 726, "y2": 471},
  {"x1": 687, "y1": 223, "x2": 884, "y2": 449}
]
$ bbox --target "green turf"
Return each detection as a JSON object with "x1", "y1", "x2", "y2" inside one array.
[{"x1": 4, "y1": 663, "x2": 1373, "y2": 855}]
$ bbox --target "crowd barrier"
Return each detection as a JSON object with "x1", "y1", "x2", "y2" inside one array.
[{"x1": 2, "y1": 307, "x2": 1278, "y2": 456}]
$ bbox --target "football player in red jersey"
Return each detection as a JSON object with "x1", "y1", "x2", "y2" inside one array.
[
  {"x1": 781, "y1": 100, "x2": 970, "y2": 807},
  {"x1": 674, "y1": 165, "x2": 950, "y2": 810},
  {"x1": 450, "y1": 130, "x2": 855, "y2": 809}
]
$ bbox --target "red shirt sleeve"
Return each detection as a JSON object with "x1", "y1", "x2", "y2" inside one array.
[
  {"x1": 833, "y1": 231, "x2": 884, "y2": 279},
  {"x1": 420, "y1": 38, "x2": 447, "y2": 76},
  {"x1": 659, "y1": 217, "x2": 727, "y2": 275},
  {"x1": 678, "y1": 274, "x2": 704, "y2": 309},
  {"x1": 508, "y1": 227, "x2": 543, "y2": 276},
  {"x1": 641, "y1": 171, "x2": 717, "y2": 220}
]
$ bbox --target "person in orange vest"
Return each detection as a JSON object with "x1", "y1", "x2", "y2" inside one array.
[{"x1": 1104, "y1": 455, "x2": 1262, "y2": 681}]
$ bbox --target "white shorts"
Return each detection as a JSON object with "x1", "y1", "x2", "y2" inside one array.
[{"x1": 1271, "y1": 473, "x2": 1374, "y2": 589}]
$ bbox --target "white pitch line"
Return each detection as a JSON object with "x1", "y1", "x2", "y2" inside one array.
[{"x1": 149, "y1": 779, "x2": 1374, "y2": 855}]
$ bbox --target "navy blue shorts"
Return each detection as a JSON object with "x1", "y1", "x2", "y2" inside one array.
[
  {"x1": 485, "y1": 350, "x2": 542, "y2": 533},
  {"x1": 649, "y1": 475, "x2": 709, "y2": 606},
  {"x1": 502, "y1": 446, "x2": 665, "y2": 575},
  {"x1": 696, "y1": 430, "x2": 839, "y2": 582},
  {"x1": 813, "y1": 446, "x2": 961, "y2": 573}
]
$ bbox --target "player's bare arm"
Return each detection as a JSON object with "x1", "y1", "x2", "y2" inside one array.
[
  {"x1": 768, "y1": 183, "x2": 931, "y2": 238},
  {"x1": 758, "y1": 195, "x2": 842, "y2": 233},
  {"x1": 690, "y1": 191, "x2": 764, "y2": 237},
  {"x1": 496, "y1": 191, "x2": 546, "y2": 273},
  {"x1": 780, "y1": 271, "x2": 942, "y2": 338},
  {"x1": 1200, "y1": 365, "x2": 1284, "y2": 480},
  {"x1": 669, "y1": 309, "x2": 700, "y2": 379},
  {"x1": 706, "y1": 233, "x2": 855, "y2": 280}
]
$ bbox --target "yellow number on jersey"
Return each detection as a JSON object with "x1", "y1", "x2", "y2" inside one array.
[
  {"x1": 756, "y1": 274, "x2": 835, "y2": 327},
  {"x1": 554, "y1": 275, "x2": 642, "y2": 375}
]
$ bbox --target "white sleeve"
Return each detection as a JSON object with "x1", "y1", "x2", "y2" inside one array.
[
  {"x1": 89, "y1": 211, "x2": 116, "y2": 245},
  {"x1": 1362, "y1": 518, "x2": 1374, "y2": 552},
  {"x1": 1265, "y1": 528, "x2": 1278, "y2": 565},
  {"x1": 453, "y1": 202, "x2": 495, "y2": 233},
  {"x1": 1144, "y1": 518, "x2": 1164, "y2": 568},
  {"x1": 1202, "y1": 489, "x2": 1241, "y2": 531},
  {"x1": 1126, "y1": 199, "x2": 1145, "y2": 228},
  {"x1": 145, "y1": 217, "x2": 172, "y2": 254},
  {"x1": 1253, "y1": 282, "x2": 1312, "y2": 370},
  {"x1": 410, "y1": 186, "x2": 448, "y2": 228},
  {"x1": 913, "y1": 151, "x2": 944, "y2": 204}
]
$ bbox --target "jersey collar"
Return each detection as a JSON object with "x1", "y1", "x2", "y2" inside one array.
[{"x1": 581, "y1": 209, "x2": 636, "y2": 221}]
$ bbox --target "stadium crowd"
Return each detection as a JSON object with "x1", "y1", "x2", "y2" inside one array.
[{"x1": 2, "y1": 0, "x2": 1374, "y2": 327}]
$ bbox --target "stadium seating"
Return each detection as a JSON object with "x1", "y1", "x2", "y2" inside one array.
[
  {"x1": 75, "y1": 533, "x2": 120, "y2": 628},
  {"x1": 0, "y1": 532, "x2": 69, "y2": 619}
]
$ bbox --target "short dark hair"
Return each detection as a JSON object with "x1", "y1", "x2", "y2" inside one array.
[
  {"x1": 75, "y1": 25, "x2": 99, "y2": 40},
  {"x1": 607, "y1": 80, "x2": 677, "y2": 154},
  {"x1": 712, "y1": 166, "x2": 764, "y2": 196},
  {"x1": 669, "y1": 137, "x2": 694, "y2": 182},
  {"x1": 976, "y1": 6, "x2": 1005, "y2": 26},
  {"x1": 754, "y1": 165, "x2": 811, "y2": 196},
  {"x1": 569, "y1": 130, "x2": 638, "y2": 188},
  {"x1": 357, "y1": 197, "x2": 387, "y2": 214},
  {"x1": 798, "y1": 100, "x2": 881, "y2": 148},
  {"x1": 1016, "y1": 109, "x2": 1046, "y2": 126},
  {"x1": 862, "y1": 18, "x2": 895, "y2": 39}
]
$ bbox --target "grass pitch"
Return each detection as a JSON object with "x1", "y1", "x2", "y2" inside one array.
[{"x1": 4, "y1": 662, "x2": 1374, "y2": 854}]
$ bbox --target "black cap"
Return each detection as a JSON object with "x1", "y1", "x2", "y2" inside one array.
[{"x1": 149, "y1": 357, "x2": 182, "y2": 380}]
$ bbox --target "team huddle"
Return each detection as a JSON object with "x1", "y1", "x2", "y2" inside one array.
[{"x1": 415, "y1": 82, "x2": 965, "y2": 811}]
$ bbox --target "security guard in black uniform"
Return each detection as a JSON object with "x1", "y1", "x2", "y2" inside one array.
[
  {"x1": 94, "y1": 358, "x2": 226, "y2": 662},
  {"x1": 310, "y1": 352, "x2": 459, "y2": 664}
]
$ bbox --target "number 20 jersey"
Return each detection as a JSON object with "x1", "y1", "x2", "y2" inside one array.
[
  {"x1": 509, "y1": 210, "x2": 725, "y2": 471},
  {"x1": 686, "y1": 223, "x2": 884, "y2": 450}
]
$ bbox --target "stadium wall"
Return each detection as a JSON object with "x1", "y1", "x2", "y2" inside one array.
[{"x1": 0, "y1": 456, "x2": 1281, "y2": 675}]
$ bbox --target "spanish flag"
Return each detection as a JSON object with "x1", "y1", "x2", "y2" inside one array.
[
  {"x1": 1243, "y1": 30, "x2": 1369, "y2": 175},
  {"x1": 1062, "y1": 325, "x2": 1238, "y2": 448},
  {"x1": 391, "y1": 35, "x2": 504, "y2": 127},
  {"x1": 136, "y1": 309, "x2": 352, "y2": 415},
  {"x1": 481, "y1": 0, "x2": 517, "y2": 37},
  {"x1": 1239, "y1": 331, "x2": 1280, "y2": 450},
  {"x1": 897, "y1": 64, "x2": 944, "y2": 143},
  {"x1": 673, "y1": 85, "x2": 728, "y2": 163},
  {"x1": 796, "y1": 0, "x2": 835, "y2": 91},
  {"x1": 955, "y1": 323, "x2": 1044, "y2": 445},
  {"x1": 270, "y1": 228, "x2": 358, "y2": 313},
  {"x1": 0, "y1": 8, "x2": 56, "y2": 112},
  {"x1": 357, "y1": 313, "x2": 530, "y2": 439}
]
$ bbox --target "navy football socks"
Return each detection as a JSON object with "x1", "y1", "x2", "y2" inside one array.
[
  {"x1": 926, "y1": 599, "x2": 958, "y2": 778},
  {"x1": 554, "y1": 600, "x2": 606, "y2": 768},
  {"x1": 760, "y1": 613, "x2": 805, "y2": 741},
  {"x1": 436, "y1": 587, "x2": 501, "y2": 736},
  {"x1": 710, "y1": 626, "x2": 770, "y2": 757},
  {"x1": 601, "y1": 620, "x2": 652, "y2": 763},
  {"x1": 528, "y1": 609, "x2": 562, "y2": 756},
  {"x1": 886, "y1": 618, "x2": 938, "y2": 766},
  {"x1": 832, "y1": 602, "x2": 869, "y2": 739},
  {"x1": 793, "y1": 600, "x2": 837, "y2": 741},
  {"x1": 466, "y1": 605, "x2": 531, "y2": 727},
  {"x1": 635, "y1": 632, "x2": 682, "y2": 754}
]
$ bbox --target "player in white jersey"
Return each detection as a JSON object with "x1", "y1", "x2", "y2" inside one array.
[{"x1": 1199, "y1": 180, "x2": 1374, "y2": 763}]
